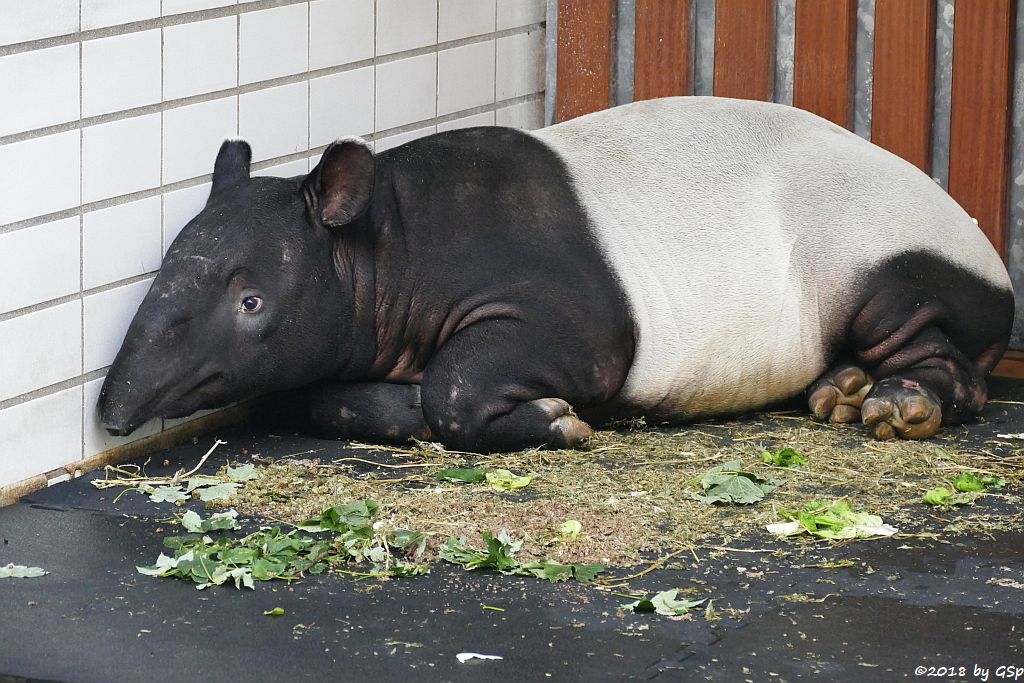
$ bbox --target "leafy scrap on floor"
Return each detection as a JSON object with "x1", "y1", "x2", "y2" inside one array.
[{"x1": 0, "y1": 563, "x2": 47, "y2": 579}]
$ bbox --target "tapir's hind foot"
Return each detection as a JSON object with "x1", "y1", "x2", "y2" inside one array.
[
  {"x1": 861, "y1": 377, "x2": 942, "y2": 440},
  {"x1": 808, "y1": 364, "x2": 873, "y2": 424}
]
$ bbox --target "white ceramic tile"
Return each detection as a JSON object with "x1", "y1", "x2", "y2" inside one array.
[
  {"x1": 0, "y1": 130, "x2": 80, "y2": 225},
  {"x1": 0, "y1": 0, "x2": 78, "y2": 47},
  {"x1": 254, "y1": 158, "x2": 309, "y2": 178},
  {"x1": 83, "y1": 377, "x2": 161, "y2": 458},
  {"x1": 0, "y1": 301, "x2": 82, "y2": 402},
  {"x1": 240, "y1": 3, "x2": 309, "y2": 85},
  {"x1": 163, "y1": 182, "x2": 211, "y2": 252},
  {"x1": 0, "y1": 44, "x2": 80, "y2": 136},
  {"x1": 82, "y1": 0, "x2": 160, "y2": 30},
  {"x1": 496, "y1": 0, "x2": 545, "y2": 30},
  {"x1": 82, "y1": 114, "x2": 161, "y2": 204},
  {"x1": 437, "y1": 110, "x2": 495, "y2": 132},
  {"x1": 83, "y1": 197, "x2": 163, "y2": 291},
  {"x1": 0, "y1": 387, "x2": 82, "y2": 487},
  {"x1": 163, "y1": 16, "x2": 237, "y2": 101},
  {"x1": 376, "y1": 0, "x2": 437, "y2": 55},
  {"x1": 496, "y1": 98, "x2": 543, "y2": 130},
  {"x1": 0, "y1": 218, "x2": 79, "y2": 315},
  {"x1": 437, "y1": 41, "x2": 496, "y2": 116},
  {"x1": 309, "y1": 0, "x2": 374, "y2": 70},
  {"x1": 375, "y1": 53, "x2": 437, "y2": 131},
  {"x1": 239, "y1": 81, "x2": 309, "y2": 162},
  {"x1": 310, "y1": 67, "x2": 375, "y2": 146},
  {"x1": 439, "y1": 0, "x2": 495, "y2": 42},
  {"x1": 374, "y1": 125, "x2": 436, "y2": 153},
  {"x1": 82, "y1": 30, "x2": 162, "y2": 117},
  {"x1": 163, "y1": 97, "x2": 238, "y2": 184},
  {"x1": 83, "y1": 279, "x2": 154, "y2": 373},
  {"x1": 496, "y1": 28, "x2": 545, "y2": 100},
  {"x1": 163, "y1": 0, "x2": 236, "y2": 15}
]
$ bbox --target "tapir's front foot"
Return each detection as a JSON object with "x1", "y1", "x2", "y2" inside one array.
[
  {"x1": 860, "y1": 378, "x2": 943, "y2": 440},
  {"x1": 808, "y1": 364, "x2": 874, "y2": 424}
]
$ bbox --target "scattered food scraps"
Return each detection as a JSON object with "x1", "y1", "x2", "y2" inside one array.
[
  {"x1": 761, "y1": 447, "x2": 806, "y2": 467},
  {"x1": 691, "y1": 460, "x2": 782, "y2": 505},
  {"x1": 923, "y1": 487, "x2": 975, "y2": 507},
  {"x1": 623, "y1": 589, "x2": 705, "y2": 616},
  {"x1": 456, "y1": 653, "x2": 503, "y2": 663},
  {"x1": 0, "y1": 563, "x2": 47, "y2": 579},
  {"x1": 264, "y1": 607, "x2": 285, "y2": 616},
  {"x1": 485, "y1": 469, "x2": 533, "y2": 491},
  {"x1": 767, "y1": 500, "x2": 897, "y2": 540}
]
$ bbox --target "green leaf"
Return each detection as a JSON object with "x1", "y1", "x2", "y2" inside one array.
[
  {"x1": 196, "y1": 482, "x2": 241, "y2": 502},
  {"x1": 264, "y1": 607, "x2": 285, "y2": 616},
  {"x1": 181, "y1": 509, "x2": 241, "y2": 533},
  {"x1": 923, "y1": 487, "x2": 973, "y2": 507},
  {"x1": 226, "y1": 464, "x2": 259, "y2": 482},
  {"x1": 692, "y1": 462, "x2": 781, "y2": 505},
  {"x1": 625, "y1": 589, "x2": 705, "y2": 616},
  {"x1": 571, "y1": 563, "x2": 606, "y2": 583},
  {"x1": 185, "y1": 475, "x2": 222, "y2": 492},
  {"x1": 148, "y1": 486, "x2": 188, "y2": 504},
  {"x1": 952, "y1": 473, "x2": 1004, "y2": 492},
  {"x1": 0, "y1": 563, "x2": 47, "y2": 578},
  {"x1": 761, "y1": 447, "x2": 806, "y2": 467},
  {"x1": 768, "y1": 500, "x2": 898, "y2": 539},
  {"x1": 435, "y1": 467, "x2": 486, "y2": 484},
  {"x1": 485, "y1": 469, "x2": 533, "y2": 491},
  {"x1": 558, "y1": 520, "x2": 582, "y2": 541}
]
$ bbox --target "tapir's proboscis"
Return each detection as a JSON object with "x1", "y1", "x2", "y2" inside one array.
[{"x1": 99, "y1": 97, "x2": 1014, "y2": 452}]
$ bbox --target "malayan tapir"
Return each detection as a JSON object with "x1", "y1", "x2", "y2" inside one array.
[{"x1": 98, "y1": 96, "x2": 1014, "y2": 452}]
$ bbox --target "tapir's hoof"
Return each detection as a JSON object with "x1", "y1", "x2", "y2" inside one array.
[
  {"x1": 808, "y1": 365, "x2": 874, "y2": 424},
  {"x1": 532, "y1": 398, "x2": 594, "y2": 448},
  {"x1": 861, "y1": 378, "x2": 942, "y2": 440}
]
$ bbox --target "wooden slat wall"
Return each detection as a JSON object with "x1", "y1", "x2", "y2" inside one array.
[
  {"x1": 555, "y1": 0, "x2": 616, "y2": 122},
  {"x1": 792, "y1": 0, "x2": 858, "y2": 128},
  {"x1": 712, "y1": 0, "x2": 774, "y2": 101},
  {"x1": 870, "y1": 0, "x2": 935, "y2": 172},
  {"x1": 947, "y1": 0, "x2": 1016, "y2": 258},
  {"x1": 634, "y1": 0, "x2": 693, "y2": 100}
]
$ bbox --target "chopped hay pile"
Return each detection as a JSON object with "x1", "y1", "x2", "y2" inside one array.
[{"x1": 224, "y1": 412, "x2": 1024, "y2": 568}]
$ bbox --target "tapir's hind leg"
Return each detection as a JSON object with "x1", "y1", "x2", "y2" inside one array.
[{"x1": 838, "y1": 253, "x2": 1012, "y2": 440}]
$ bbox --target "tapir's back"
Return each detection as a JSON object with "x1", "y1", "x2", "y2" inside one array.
[{"x1": 531, "y1": 96, "x2": 1011, "y2": 417}]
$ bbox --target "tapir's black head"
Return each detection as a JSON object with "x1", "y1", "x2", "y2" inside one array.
[{"x1": 99, "y1": 137, "x2": 375, "y2": 436}]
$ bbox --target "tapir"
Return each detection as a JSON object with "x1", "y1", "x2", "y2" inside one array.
[{"x1": 99, "y1": 96, "x2": 1014, "y2": 452}]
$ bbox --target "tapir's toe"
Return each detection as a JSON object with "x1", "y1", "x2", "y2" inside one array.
[
  {"x1": 528, "y1": 398, "x2": 594, "y2": 448},
  {"x1": 861, "y1": 378, "x2": 942, "y2": 440},
  {"x1": 808, "y1": 364, "x2": 874, "y2": 424}
]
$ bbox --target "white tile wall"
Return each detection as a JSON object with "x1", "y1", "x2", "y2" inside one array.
[
  {"x1": 0, "y1": 44, "x2": 80, "y2": 137},
  {"x1": 83, "y1": 197, "x2": 162, "y2": 290},
  {"x1": 163, "y1": 17, "x2": 237, "y2": 101},
  {"x1": 82, "y1": 30, "x2": 162, "y2": 117},
  {"x1": 0, "y1": 300, "x2": 82, "y2": 402},
  {"x1": 0, "y1": 217, "x2": 80, "y2": 315},
  {"x1": 310, "y1": 67, "x2": 375, "y2": 146},
  {"x1": 0, "y1": 130, "x2": 81, "y2": 225},
  {"x1": 0, "y1": 0, "x2": 546, "y2": 491},
  {"x1": 0, "y1": 387, "x2": 82, "y2": 485},
  {"x1": 82, "y1": 114, "x2": 162, "y2": 203},
  {"x1": 309, "y1": 0, "x2": 374, "y2": 70},
  {"x1": 239, "y1": 4, "x2": 309, "y2": 85},
  {"x1": 0, "y1": 0, "x2": 79, "y2": 46},
  {"x1": 163, "y1": 96, "x2": 238, "y2": 184}
]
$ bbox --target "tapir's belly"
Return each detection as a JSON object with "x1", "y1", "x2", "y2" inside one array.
[{"x1": 532, "y1": 97, "x2": 1010, "y2": 418}]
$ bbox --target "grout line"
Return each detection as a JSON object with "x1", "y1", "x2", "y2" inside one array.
[{"x1": 0, "y1": 369, "x2": 110, "y2": 414}]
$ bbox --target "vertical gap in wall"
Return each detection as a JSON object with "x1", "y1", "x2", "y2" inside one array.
[
  {"x1": 493, "y1": 0, "x2": 498, "y2": 121},
  {"x1": 774, "y1": 0, "x2": 795, "y2": 105},
  {"x1": 614, "y1": 0, "x2": 636, "y2": 106},
  {"x1": 931, "y1": 0, "x2": 955, "y2": 189},
  {"x1": 306, "y1": 0, "x2": 311, "y2": 169},
  {"x1": 1007, "y1": 0, "x2": 1024, "y2": 348},
  {"x1": 434, "y1": 0, "x2": 439, "y2": 124},
  {"x1": 78, "y1": 17, "x2": 86, "y2": 461},
  {"x1": 545, "y1": 0, "x2": 558, "y2": 125},
  {"x1": 693, "y1": 0, "x2": 716, "y2": 96},
  {"x1": 853, "y1": 0, "x2": 876, "y2": 140},
  {"x1": 372, "y1": 0, "x2": 378, "y2": 149}
]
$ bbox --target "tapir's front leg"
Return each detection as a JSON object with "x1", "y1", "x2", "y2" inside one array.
[{"x1": 295, "y1": 381, "x2": 431, "y2": 443}]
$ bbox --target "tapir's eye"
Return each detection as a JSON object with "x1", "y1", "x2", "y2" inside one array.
[{"x1": 240, "y1": 295, "x2": 263, "y2": 313}]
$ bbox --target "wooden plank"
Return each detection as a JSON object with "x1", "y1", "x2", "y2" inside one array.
[
  {"x1": 792, "y1": 0, "x2": 857, "y2": 128},
  {"x1": 556, "y1": 0, "x2": 616, "y2": 122},
  {"x1": 870, "y1": 0, "x2": 935, "y2": 172},
  {"x1": 634, "y1": 0, "x2": 693, "y2": 100},
  {"x1": 712, "y1": 0, "x2": 774, "y2": 101},
  {"x1": 994, "y1": 350, "x2": 1024, "y2": 380},
  {"x1": 947, "y1": 0, "x2": 1015, "y2": 258}
]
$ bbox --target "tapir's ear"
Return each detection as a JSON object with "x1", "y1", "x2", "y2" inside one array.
[
  {"x1": 302, "y1": 138, "x2": 374, "y2": 228},
  {"x1": 210, "y1": 138, "x2": 252, "y2": 196}
]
